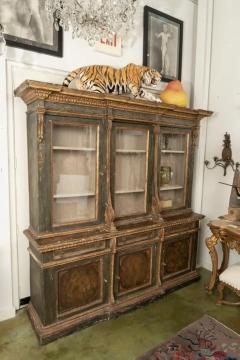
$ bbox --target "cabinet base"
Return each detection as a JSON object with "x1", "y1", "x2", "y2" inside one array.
[{"x1": 28, "y1": 271, "x2": 200, "y2": 345}]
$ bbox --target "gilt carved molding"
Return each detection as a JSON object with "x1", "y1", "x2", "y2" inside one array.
[{"x1": 37, "y1": 107, "x2": 46, "y2": 144}]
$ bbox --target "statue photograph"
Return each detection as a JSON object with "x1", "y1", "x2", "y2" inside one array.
[{"x1": 143, "y1": 6, "x2": 183, "y2": 82}]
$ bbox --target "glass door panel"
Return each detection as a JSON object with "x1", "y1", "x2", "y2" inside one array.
[
  {"x1": 159, "y1": 132, "x2": 189, "y2": 210},
  {"x1": 52, "y1": 123, "x2": 98, "y2": 225},
  {"x1": 114, "y1": 127, "x2": 149, "y2": 217}
]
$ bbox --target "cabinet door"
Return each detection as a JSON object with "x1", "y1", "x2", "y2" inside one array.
[
  {"x1": 159, "y1": 129, "x2": 191, "y2": 211},
  {"x1": 161, "y1": 234, "x2": 195, "y2": 281},
  {"x1": 51, "y1": 119, "x2": 104, "y2": 227},
  {"x1": 55, "y1": 254, "x2": 110, "y2": 320},
  {"x1": 111, "y1": 124, "x2": 153, "y2": 218},
  {"x1": 114, "y1": 243, "x2": 157, "y2": 299}
]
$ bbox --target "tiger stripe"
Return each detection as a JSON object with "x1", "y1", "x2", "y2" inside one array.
[{"x1": 62, "y1": 64, "x2": 161, "y2": 98}]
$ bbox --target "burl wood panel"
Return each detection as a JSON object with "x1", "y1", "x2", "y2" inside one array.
[
  {"x1": 163, "y1": 237, "x2": 191, "y2": 277},
  {"x1": 58, "y1": 260, "x2": 102, "y2": 313},
  {"x1": 118, "y1": 248, "x2": 151, "y2": 293}
]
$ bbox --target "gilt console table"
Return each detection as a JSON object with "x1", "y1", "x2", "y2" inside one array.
[{"x1": 206, "y1": 218, "x2": 240, "y2": 294}]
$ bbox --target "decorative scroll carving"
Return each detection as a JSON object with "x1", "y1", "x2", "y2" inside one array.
[
  {"x1": 220, "y1": 230, "x2": 240, "y2": 254},
  {"x1": 205, "y1": 234, "x2": 219, "y2": 294},
  {"x1": 205, "y1": 133, "x2": 240, "y2": 176},
  {"x1": 15, "y1": 80, "x2": 213, "y2": 120}
]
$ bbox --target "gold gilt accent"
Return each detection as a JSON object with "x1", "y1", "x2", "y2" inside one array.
[
  {"x1": 206, "y1": 220, "x2": 240, "y2": 295},
  {"x1": 104, "y1": 119, "x2": 116, "y2": 230},
  {"x1": 205, "y1": 234, "x2": 219, "y2": 294},
  {"x1": 152, "y1": 125, "x2": 161, "y2": 217},
  {"x1": 49, "y1": 94, "x2": 105, "y2": 108},
  {"x1": 14, "y1": 80, "x2": 213, "y2": 121},
  {"x1": 109, "y1": 237, "x2": 117, "y2": 304},
  {"x1": 37, "y1": 108, "x2": 46, "y2": 144},
  {"x1": 219, "y1": 229, "x2": 240, "y2": 254}
]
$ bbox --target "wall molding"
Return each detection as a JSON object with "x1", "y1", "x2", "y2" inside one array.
[
  {"x1": 6, "y1": 60, "x2": 66, "y2": 308},
  {"x1": 191, "y1": 0, "x2": 214, "y2": 268},
  {"x1": 192, "y1": 0, "x2": 214, "y2": 213}
]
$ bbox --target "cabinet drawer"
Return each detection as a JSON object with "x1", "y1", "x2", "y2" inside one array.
[
  {"x1": 161, "y1": 234, "x2": 195, "y2": 281},
  {"x1": 53, "y1": 240, "x2": 108, "y2": 260},
  {"x1": 117, "y1": 230, "x2": 159, "y2": 247},
  {"x1": 164, "y1": 221, "x2": 198, "y2": 237}
]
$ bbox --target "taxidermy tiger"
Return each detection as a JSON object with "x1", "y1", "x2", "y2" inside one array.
[{"x1": 62, "y1": 63, "x2": 162, "y2": 102}]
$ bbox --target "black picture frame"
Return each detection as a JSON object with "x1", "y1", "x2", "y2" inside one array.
[
  {"x1": 4, "y1": 28, "x2": 63, "y2": 57},
  {"x1": 143, "y1": 6, "x2": 183, "y2": 82},
  {"x1": 0, "y1": 1, "x2": 63, "y2": 57}
]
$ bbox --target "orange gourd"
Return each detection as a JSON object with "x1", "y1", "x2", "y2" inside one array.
[{"x1": 160, "y1": 80, "x2": 188, "y2": 107}]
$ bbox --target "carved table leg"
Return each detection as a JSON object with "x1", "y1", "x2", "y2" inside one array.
[
  {"x1": 219, "y1": 241, "x2": 230, "y2": 274},
  {"x1": 205, "y1": 234, "x2": 219, "y2": 294}
]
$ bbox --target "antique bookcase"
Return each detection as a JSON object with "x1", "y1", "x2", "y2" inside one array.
[{"x1": 15, "y1": 80, "x2": 212, "y2": 344}]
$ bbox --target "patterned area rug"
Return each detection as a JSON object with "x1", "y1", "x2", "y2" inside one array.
[{"x1": 137, "y1": 315, "x2": 240, "y2": 360}]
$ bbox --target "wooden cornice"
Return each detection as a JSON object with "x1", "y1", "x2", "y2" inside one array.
[{"x1": 15, "y1": 80, "x2": 213, "y2": 121}]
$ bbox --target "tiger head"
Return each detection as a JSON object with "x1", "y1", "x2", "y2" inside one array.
[{"x1": 142, "y1": 68, "x2": 162, "y2": 87}]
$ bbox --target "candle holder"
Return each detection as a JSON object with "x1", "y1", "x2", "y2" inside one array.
[{"x1": 204, "y1": 132, "x2": 240, "y2": 176}]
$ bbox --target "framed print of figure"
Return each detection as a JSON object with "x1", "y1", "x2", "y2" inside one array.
[
  {"x1": 143, "y1": 6, "x2": 183, "y2": 82},
  {"x1": 0, "y1": 0, "x2": 63, "y2": 57}
]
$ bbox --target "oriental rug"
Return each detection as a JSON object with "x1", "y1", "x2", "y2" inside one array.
[{"x1": 136, "y1": 315, "x2": 240, "y2": 360}]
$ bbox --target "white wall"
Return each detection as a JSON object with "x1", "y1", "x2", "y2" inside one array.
[
  {"x1": 0, "y1": 0, "x2": 197, "y2": 320},
  {"x1": 198, "y1": 0, "x2": 240, "y2": 269}
]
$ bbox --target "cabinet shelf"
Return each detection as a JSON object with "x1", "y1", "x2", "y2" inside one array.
[
  {"x1": 116, "y1": 149, "x2": 146, "y2": 154},
  {"x1": 115, "y1": 189, "x2": 145, "y2": 194},
  {"x1": 54, "y1": 193, "x2": 95, "y2": 199},
  {"x1": 161, "y1": 150, "x2": 185, "y2": 154},
  {"x1": 160, "y1": 185, "x2": 183, "y2": 191},
  {"x1": 53, "y1": 146, "x2": 96, "y2": 151}
]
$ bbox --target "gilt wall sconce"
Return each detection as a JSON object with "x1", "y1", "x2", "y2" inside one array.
[{"x1": 204, "y1": 132, "x2": 240, "y2": 176}]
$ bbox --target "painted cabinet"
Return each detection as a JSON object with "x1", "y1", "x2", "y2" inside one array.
[{"x1": 15, "y1": 80, "x2": 212, "y2": 344}]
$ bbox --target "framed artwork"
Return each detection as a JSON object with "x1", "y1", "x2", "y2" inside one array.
[
  {"x1": 143, "y1": 6, "x2": 183, "y2": 82},
  {"x1": 0, "y1": 0, "x2": 63, "y2": 57},
  {"x1": 95, "y1": 35, "x2": 122, "y2": 57}
]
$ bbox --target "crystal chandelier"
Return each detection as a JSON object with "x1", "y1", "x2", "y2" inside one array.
[{"x1": 45, "y1": 0, "x2": 138, "y2": 46}]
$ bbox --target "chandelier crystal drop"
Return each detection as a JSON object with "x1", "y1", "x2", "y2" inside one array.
[{"x1": 45, "y1": 0, "x2": 138, "y2": 46}]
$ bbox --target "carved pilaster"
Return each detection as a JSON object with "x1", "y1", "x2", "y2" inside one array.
[
  {"x1": 104, "y1": 119, "x2": 116, "y2": 230},
  {"x1": 151, "y1": 125, "x2": 162, "y2": 219},
  {"x1": 109, "y1": 237, "x2": 117, "y2": 304},
  {"x1": 192, "y1": 126, "x2": 200, "y2": 148},
  {"x1": 37, "y1": 108, "x2": 46, "y2": 172},
  {"x1": 37, "y1": 107, "x2": 46, "y2": 144},
  {"x1": 157, "y1": 228, "x2": 164, "y2": 287}
]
